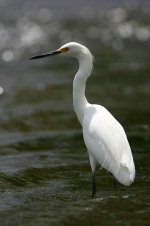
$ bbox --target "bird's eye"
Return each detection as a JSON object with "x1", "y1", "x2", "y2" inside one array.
[
  {"x1": 64, "y1": 47, "x2": 69, "y2": 52},
  {"x1": 60, "y1": 47, "x2": 69, "y2": 53}
]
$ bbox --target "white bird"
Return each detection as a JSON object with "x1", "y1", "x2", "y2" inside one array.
[{"x1": 30, "y1": 42, "x2": 135, "y2": 198}]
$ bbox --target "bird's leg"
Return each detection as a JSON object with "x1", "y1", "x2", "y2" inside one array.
[
  {"x1": 92, "y1": 173, "x2": 96, "y2": 199},
  {"x1": 114, "y1": 177, "x2": 116, "y2": 191},
  {"x1": 113, "y1": 177, "x2": 117, "y2": 196}
]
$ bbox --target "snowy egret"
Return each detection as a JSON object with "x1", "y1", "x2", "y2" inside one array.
[{"x1": 30, "y1": 42, "x2": 135, "y2": 198}]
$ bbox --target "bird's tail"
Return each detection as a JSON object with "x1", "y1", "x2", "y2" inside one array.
[{"x1": 114, "y1": 164, "x2": 135, "y2": 186}]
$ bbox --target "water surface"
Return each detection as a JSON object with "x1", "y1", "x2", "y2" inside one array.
[{"x1": 0, "y1": 1, "x2": 150, "y2": 225}]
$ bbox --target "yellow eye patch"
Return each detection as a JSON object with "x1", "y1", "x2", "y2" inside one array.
[{"x1": 60, "y1": 47, "x2": 69, "y2": 53}]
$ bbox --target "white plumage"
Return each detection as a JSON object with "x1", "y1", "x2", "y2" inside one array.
[
  {"x1": 30, "y1": 42, "x2": 135, "y2": 198},
  {"x1": 83, "y1": 104, "x2": 135, "y2": 186}
]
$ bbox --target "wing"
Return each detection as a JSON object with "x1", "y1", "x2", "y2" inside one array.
[{"x1": 83, "y1": 104, "x2": 132, "y2": 175}]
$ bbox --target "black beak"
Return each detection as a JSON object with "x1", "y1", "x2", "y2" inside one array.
[{"x1": 29, "y1": 50, "x2": 61, "y2": 60}]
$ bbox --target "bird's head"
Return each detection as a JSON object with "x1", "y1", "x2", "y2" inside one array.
[{"x1": 29, "y1": 42, "x2": 90, "y2": 60}]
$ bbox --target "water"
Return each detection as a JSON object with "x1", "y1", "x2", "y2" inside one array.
[{"x1": 0, "y1": 1, "x2": 150, "y2": 225}]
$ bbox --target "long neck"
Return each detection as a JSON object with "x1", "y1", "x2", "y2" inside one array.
[{"x1": 73, "y1": 52, "x2": 93, "y2": 125}]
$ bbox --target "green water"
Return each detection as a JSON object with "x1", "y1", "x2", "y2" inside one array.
[{"x1": 0, "y1": 3, "x2": 150, "y2": 226}]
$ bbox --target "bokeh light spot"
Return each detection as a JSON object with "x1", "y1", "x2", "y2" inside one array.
[{"x1": 2, "y1": 50, "x2": 14, "y2": 62}]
